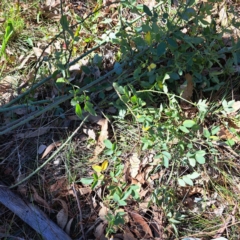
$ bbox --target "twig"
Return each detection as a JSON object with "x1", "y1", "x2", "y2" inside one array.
[{"x1": 72, "y1": 183, "x2": 86, "y2": 240}]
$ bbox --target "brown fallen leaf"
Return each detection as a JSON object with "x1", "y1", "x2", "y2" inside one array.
[
  {"x1": 98, "y1": 203, "x2": 110, "y2": 223},
  {"x1": 83, "y1": 128, "x2": 96, "y2": 140},
  {"x1": 129, "y1": 152, "x2": 141, "y2": 178},
  {"x1": 129, "y1": 211, "x2": 153, "y2": 238},
  {"x1": 0, "y1": 75, "x2": 17, "y2": 93},
  {"x1": 41, "y1": 141, "x2": 61, "y2": 159},
  {"x1": 123, "y1": 229, "x2": 137, "y2": 240},
  {"x1": 217, "y1": 127, "x2": 240, "y2": 143},
  {"x1": 53, "y1": 198, "x2": 68, "y2": 229},
  {"x1": 31, "y1": 185, "x2": 51, "y2": 211},
  {"x1": 50, "y1": 178, "x2": 67, "y2": 192},
  {"x1": 181, "y1": 73, "x2": 194, "y2": 104},
  {"x1": 33, "y1": 47, "x2": 50, "y2": 59},
  {"x1": 232, "y1": 101, "x2": 240, "y2": 114},
  {"x1": 94, "y1": 222, "x2": 107, "y2": 240},
  {"x1": 149, "y1": 207, "x2": 164, "y2": 238},
  {"x1": 89, "y1": 118, "x2": 108, "y2": 162},
  {"x1": 79, "y1": 187, "x2": 92, "y2": 195}
]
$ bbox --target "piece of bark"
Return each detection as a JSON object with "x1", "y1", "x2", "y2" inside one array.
[{"x1": 0, "y1": 183, "x2": 71, "y2": 240}]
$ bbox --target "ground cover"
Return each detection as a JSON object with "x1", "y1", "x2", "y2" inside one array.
[{"x1": 0, "y1": 0, "x2": 240, "y2": 239}]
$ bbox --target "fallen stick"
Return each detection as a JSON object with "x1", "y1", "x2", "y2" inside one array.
[{"x1": 0, "y1": 183, "x2": 72, "y2": 240}]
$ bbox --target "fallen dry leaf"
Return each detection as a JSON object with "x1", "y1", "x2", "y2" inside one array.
[
  {"x1": 0, "y1": 75, "x2": 17, "y2": 93},
  {"x1": 231, "y1": 101, "x2": 240, "y2": 114},
  {"x1": 65, "y1": 218, "x2": 74, "y2": 235},
  {"x1": 219, "y1": 5, "x2": 228, "y2": 27},
  {"x1": 57, "y1": 208, "x2": 68, "y2": 229},
  {"x1": 149, "y1": 207, "x2": 164, "y2": 238},
  {"x1": 129, "y1": 152, "x2": 141, "y2": 178},
  {"x1": 181, "y1": 73, "x2": 193, "y2": 103},
  {"x1": 83, "y1": 128, "x2": 96, "y2": 140},
  {"x1": 98, "y1": 203, "x2": 110, "y2": 223},
  {"x1": 41, "y1": 141, "x2": 61, "y2": 159},
  {"x1": 79, "y1": 187, "x2": 92, "y2": 195},
  {"x1": 53, "y1": 198, "x2": 69, "y2": 229},
  {"x1": 94, "y1": 222, "x2": 107, "y2": 240},
  {"x1": 217, "y1": 127, "x2": 239, "y2": 143},
  {"x1": 45, "y1": 0, "x2": 60, "y2": 8},
  {"x1": 123, "y1": 230, "x2": 137, "y2": 240},
  {"x1": 33, "y1": 47, "x2": 50, "y2": 59},
  {"x1": 89, "y1": 118, "x2": 108, "y2": 162},
  {"x1": 129, "y1": 212, "x2": 153, "y2": 238},
  {"x1": 31, "y1": 185, "x2": 51, "y2": 211}
]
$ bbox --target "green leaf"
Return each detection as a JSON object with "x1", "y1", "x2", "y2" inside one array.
[
  {"x1": 104, "y1": 139, "x2": 113, "y2": 149},
  {"x1": 167, "y1": 38, "x2": 178, "y2": 49},
  {"x1": 105, "y1": 149, "x2": 114, "y2": 155},
  {"x1": 196, "y1": 150, "x2": 206, "y2": 156},
  {"x1": 84, "y1": 101, "x2": 96, "y2": 116},
  {"x1": 211, "y1": 126, "x2": 220, "y2": 135},
  {"x1": 183, "y1": 120, "x2": 196, "y2": 128},
  {"x1": 60, "y1": 15, "x2": 69, "y2": 31},
  {"x1": 156, "y1": 42, "x2": 166, "y2": 57},
  {"x1": 80, "y1": 178, "x2": 93, "y2": 185},
  {"x1": 179, "y1": 126, "x2": 190, "y2": 133},
  {"x1": 75, "y1": 103, "x2": 82, "y2": 118},
  {"x1": 162, "y1": 151, "x2": 171, "y2": 159},
  {"x1": 203, "y1": 128, "x2": 210, "y2": 138},
  {"x1": 114, "y1": 62, "x2": 123, "y2": 75},
  {"x1": 143, "y1": 4, "x2": 152, "y2": 16},
  {"x1": 188, "y1": 172, "x2": 200, "y2": 179},
  {"x1": 169, "y1": 218, "x2": 181, "y2": 224},
  {"x1": 178, "y1": 178, "x2": 186, "y2": 186},
  {"x1": 91, "y1": 179, "x2": 99, "y2": 189},
  {"x1": 169, "y1": 72, "x2": 180, "y2": 80},
  {"x1": 71, "y1": 99, "x2": 77, "y2": 106},
  {"x1": 81, "y1": 66, "x2": 91, "y2": 74},
  {"x1": 188, "y1": 158, "x2": 196, "y2": 167},
  {"x1": 118, "y1": 200, "x2": 127, "y2": 206},
  {"x1": 195, "y1": 154, "x2": 205, "y2": 164},
  {"x1": 182, "y1": 176, "x2": 193, "y2": 186},
  {"x1": 186, "y1": 0, "x2": 196, "y2": 7},
  {"x1": 163, "y1": 156, "x2": 169, "y2": 168},
  {"x1": 56, "y1": 77, "x2": 66, "y2": 83},
  {"x1": 226, "y1": 139, "x2": 235, "y2": 147}
]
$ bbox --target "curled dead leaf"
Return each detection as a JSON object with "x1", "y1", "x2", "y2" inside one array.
[{"x1": 65, "y1": 218, "x2": 74, "y2": 235}]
